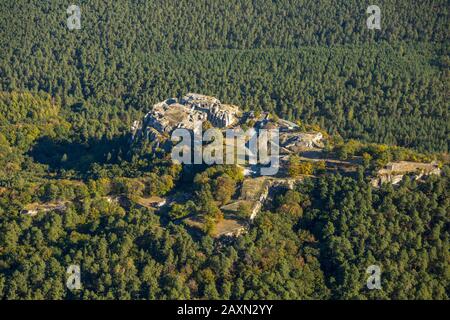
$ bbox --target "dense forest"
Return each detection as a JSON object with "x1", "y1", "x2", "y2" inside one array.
[
  {"x1": 1, "y1": 1, "x2": 448, "y2": 152},
  {"x1": 0, "y1": 172, "x2": 448, "y2": 299},
  {"x1": 0, "y1": 1, "x2": 449, "y2": 300}
]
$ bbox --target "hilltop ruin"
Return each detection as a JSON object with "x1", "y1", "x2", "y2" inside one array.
[
  {"x1": 371, "y1": 161, "x2": 441, "y2": 187},
  {"x1": 131, "y1": 93, "x2": 326, "y2": 156},
  {"x1": 132, "y1": 93, "x2": 241, "y2": 143}
]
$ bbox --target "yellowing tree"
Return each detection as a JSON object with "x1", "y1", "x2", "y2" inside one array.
[{"x1": 288, "y1": 156, "x2": 314, "y2": 177}]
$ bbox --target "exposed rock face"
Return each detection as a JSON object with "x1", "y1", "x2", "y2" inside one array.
[
  {"x1": 280, "y1": 131, "x2": 324, "y2": 153},
  {"x1": 132, "y1": 93, "x2": 240, "y2": 146},
  {"x1": 131, "y1": 93, "x2": 326, "y2": 158},
  {"x1": 371, "y1": 161, "x2": 441, "y2": 187},
  {"x1": 145, "y1": 101, "x2": 206, "y2": 133},
  {"x1": 149, "y1": 93, "x2": 238, "y2": 132},
  {"x1": 181, "y1": 93, "x2": 240, "y2": 128},
  {"x1": 221, "y1": 176, "x2": 301, "y2": 221},
  {"x1": 20, "y1": 201, "x2": 68, "y2": 216}
]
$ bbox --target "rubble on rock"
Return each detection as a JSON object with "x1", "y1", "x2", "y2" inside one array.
[
  {"x1": 134, "y1": 93, "x2": 240, "y2": 143},
  {"x1": 221, "y1": 176, "x2": 301, "y2": 223},
  {"x1": 131, "y1": 93, "x2": 325, "y2": 157},
  {"x1": 371, "y1": 161, "x2": 441, "y2": 187},
  {"x1": 20, "y1": 201, "x2": 68, "y2": 216},
  {"x1": 280, "y1": 131, "x2": 324, "y2": 153}
]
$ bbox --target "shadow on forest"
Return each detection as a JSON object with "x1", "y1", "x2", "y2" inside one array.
[{"x1": 29, "y1": 135, "x2": 129, "y2": 174}]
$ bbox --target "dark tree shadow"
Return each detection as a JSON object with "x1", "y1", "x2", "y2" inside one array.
[{"x1": 29, "y1": 135, "x2": 130, "y2": 174}]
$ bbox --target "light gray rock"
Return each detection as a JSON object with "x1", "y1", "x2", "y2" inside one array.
[{"x1": 134, "y1": 93, "x2": 240, "y2": 146}]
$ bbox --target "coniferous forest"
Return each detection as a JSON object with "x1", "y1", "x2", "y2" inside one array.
[{"x1": 0, "y1": 1, "x2": 448, "y2": 300}]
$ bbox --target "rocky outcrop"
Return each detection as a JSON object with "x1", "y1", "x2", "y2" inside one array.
[
  {"x1": 371, "y1": 161, "x2": 441, "y2": 187},
  {"x1": 131, "y1": 93, "x2": 326, "y2": 159},
  {"x1": 144, "y1": 100, "x2": 206, "y2": 133},
  {"x1": 280, "y1": 131, "x2": 324, "y2": 152},
  {"x1": 221, "y1": 176, "x2": 300, "y2": 221},
  {"x1": 20, "y1": 201, "x2": 68, "y2": 216},
  {"x1": 132, "y1": 93, "x2": 240, "y2": 147}
]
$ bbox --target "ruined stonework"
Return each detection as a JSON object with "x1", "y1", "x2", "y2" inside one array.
[
  {"x1": 149, "y1": 94, "x2": 238, "y2": 133},
  {"x1": 145, "y1": 101, "x2": 206, "y2": 133},
  {"x1": 20, "y1": 201, "x2": 68, "y2": 216},
  {"x1": 221, "y1": 176, "x2": 300, "y2": 222},
  {"x1": 131, "y1": 93, "x2": 327, "y2": 156},
  {"x1": 180, "y1": 93, "x2": 240, "y2": 128},
  {"x1": 280, "y1": 131, "x2": 324, "y2": 152},
  {"x1": 371, "y1": 161, "x2": 441, "y2": 187},
  {"x1": 132, "y1": 93, "x2": 240, "y2": 147}
]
